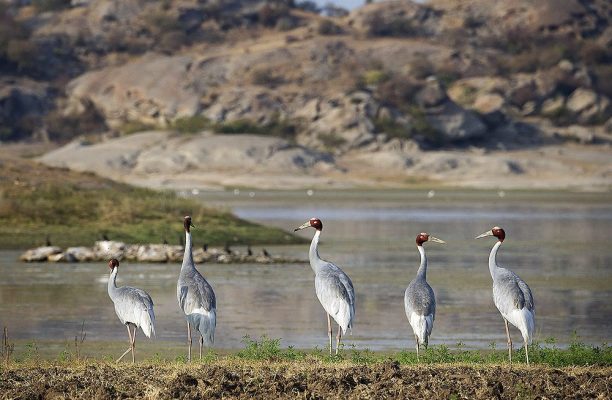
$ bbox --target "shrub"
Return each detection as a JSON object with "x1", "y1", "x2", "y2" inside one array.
[
  {"x1": 213, "y1": 117, "x2": 300, "y2": 140},
  {"x1": 317, "y1": 132, "x2": 347, "y2": 150},
  {"x1": 172, "y1": 115, "x2": 211, "y2": 134},
  {"x1": 375, "y1": 76, "x2": 423, "y2": 109},
  {"x1": 32, "y1": 0, "x2": 71, "y2": 12},
  {"x1": 361, "y1": 69, "x2": 389, "y2": 86},
  {"x1": 317, "y1": 19, "x2": 342, "y2": 35},
  {"x1": 45, "y1": 103, "x2": 108, "y2": 142},
  {"x1": 119, "y1": 121, "x2": 158, "y2": 135},
  {"x1": 251, "y1": 68, "x2": 283, "y2": 87},
  {"x1": 374, "y1": 117, "x2": 411, "y2": 139}
]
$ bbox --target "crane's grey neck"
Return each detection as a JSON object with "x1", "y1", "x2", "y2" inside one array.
[
  {"x1": 416, "y1": 245, "x2": 427, "y2": 280},
  {"x1": 488, "y1": 240, "x2": 503, "y2": 278},
  {"x1": 108, "y1": 267, "x2": 119, "y2": 299},
  {"x1": 309, "y1": 229, "x2": 323, "y2": 274},
  {"x1": 182, "y1": 230, "x2": 195, "y2": 270}
]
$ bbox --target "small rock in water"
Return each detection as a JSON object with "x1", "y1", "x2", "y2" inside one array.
[{"x1": 20, "y1": 246, "x2": 62, "y2": 262}]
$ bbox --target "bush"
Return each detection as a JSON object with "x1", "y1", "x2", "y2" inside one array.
[
  {"x1": 374, "y1": 117, "x2": 411, "y2": 139},
  {"x1": 119, "y1": 121, "x2": 158, "y2": 135},
  {"x1": 317, "y1": 132, "x2": 347, "y2": 150},
  {"x1": 251, "y1": 68, "x2": 283, "y2": 87},
  {"x1": 375, "y1": 76, "x2": 423, "y2": 109},
  {"x1": 32, "y1": 0, "x2": 71, "y2": 12},
  {"x1": 361, "y1": 69, "x2": 389, "y2": 86},
  {"x1": 317, "y1": 19, "x2": 342, "y2": 35},
  {"x1": 172, "y1": 115, "x2": 211, "y2": 134},
  {"x1": 45, "y1": 103, "x2": 108, "y2": 142},
  {"x1": 213, "y1": 117, "x2": 300, "y2": 140}
]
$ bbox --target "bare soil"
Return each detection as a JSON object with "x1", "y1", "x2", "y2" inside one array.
[{"x1": 1, "y1": 362, "x2": 610, "y2": 399}]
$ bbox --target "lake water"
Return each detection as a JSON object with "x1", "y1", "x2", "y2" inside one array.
[{"x1": 1, "y1": 189, "x2": 610, "y2": 353}]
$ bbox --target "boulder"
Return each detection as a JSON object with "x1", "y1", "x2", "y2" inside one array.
[
  {"x1": 93, "y1": 240, "x2": 127, "y2": 260},
  {"x1": 541, "y1": 96, "x2": 566, "y2": 116},
  {"x1": 20, "y1": 246, "x2": 62, "y2": 262},
  {"x1": 136, "y1": 244, "x2": 168, "y2": 262},
  {"x1": 567, "y1": 88, "x2": 598, "y2": 114},
  {"x1": 566, "y1": 89, "x2": 610, "y2": 124},
  {"x1": 425, "y1": 101, "x2": 487, "y2": 141},
  {"x1": 48, "y1": 252, "x2": 76, "y2": 263},
  {"x1": 65, "y1": 246, "x2": 96, "y2": 262}
]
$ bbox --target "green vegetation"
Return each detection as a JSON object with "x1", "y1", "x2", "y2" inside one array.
[
  {"x1": 317, "y1": 132, "x2": 346, "y2": 150},
  {"x1": 171, "y1": 115, "x2": 211, "y2": 134},
  {"x1": 213, "y1": 117, "x2": 300, "y2": 140},
  {"x1": 0, "y1": 158, "x2": 300, "y2": 249},
  {"x1": 5, "y1": 334, "x2": 611, "y2": 367},
  {"x1": 119, "y1": 121, "x2": 161, "y2": 135}
]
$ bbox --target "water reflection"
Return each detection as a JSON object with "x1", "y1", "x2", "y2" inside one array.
[{"x1": 0, "y1": 190, "x2": 610, "y2": 350}]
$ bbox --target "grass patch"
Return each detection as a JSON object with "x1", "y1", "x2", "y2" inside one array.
[
  {"x1": 212, "y1": 117, "x2": 300, "y2": 140},
  {"x1": 171, "y1": 115, "x2": 212, "y2": 134},
  {"x1": 119, "y1": 121, "x2": 161, "y2": 135},
  {"x1": 0, "y1": 158, "x2": 301, "y2": 249},
  {"x1": 228, "y1": 335, "x2": 611, "y2": 367}
]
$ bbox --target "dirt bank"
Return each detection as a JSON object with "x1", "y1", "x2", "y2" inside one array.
[{"x1": 1, "y1": 362, "x2": 610, "y2": 399}]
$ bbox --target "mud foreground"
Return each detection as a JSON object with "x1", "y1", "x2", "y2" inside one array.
[{"x1": 1, "y1": 362, "x2": 610, "y2": 399}]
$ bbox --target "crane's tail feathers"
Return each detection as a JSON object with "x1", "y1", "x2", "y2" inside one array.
[
  {"x1": 507, "y1": 308, "x2": 535, "y2": 345},
  {"x1": 140, "y1": 308, "x2": 156, "y2": 338},
  {"x1": 188, "y1": 308, "x2": 216, "y2": 347},
  {"x1": 409, "y1": 313, "x2": 434, "y2": 345}
]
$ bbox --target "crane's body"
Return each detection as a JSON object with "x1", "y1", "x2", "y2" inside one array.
[
  {"x1": 107, "y1": 259, "x2": 155, "y2": 363},
  {"x1": 295, "y1": 218, "x2": 355, "y2": 355},
  {"x1": 477, "y1": 227, "x2": 535, "y2": 365},
  {"x1": 404, "y1": 233, "x2": 444, "y2": 360},
  {"x1": 177, "y1": 216, "x2": 216, "y2": 361}
]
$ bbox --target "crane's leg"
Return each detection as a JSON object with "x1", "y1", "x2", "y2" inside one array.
[
  {"x1": 117, "y1": 325, "x2": 133, "y2": 363},
  {"x1": 335, "y1": 324, "x2": 342, "y2": 355},
  {"x1": 524, "y1": 340, "x2": 530, "y2": 366},
  {"x1": 415, "y1": 334, "x2": 420, "y2": 362},
  {"x1": 504, "y1": 319, "x2": 513, "y2": 364},
  {"x1": 187, "y1": 321, "x2": 192, "y2": 363},
  {"x1": 199, "y1": 335, "x2": 203, "y2": 361},
  {"x1": 131, "y1": 327, "x2": 137, "y2": 363},
  {"x1": 327, "y1": 314, "x2": 333, "y2": 355}
]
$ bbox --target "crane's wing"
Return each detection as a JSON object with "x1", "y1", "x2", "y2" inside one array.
[
  {"x1": 404, "y1": 280, "x2": 436, "y2": 319},
  {"x1": 114, "y1": 286, "x2": 155, "y2": 337},
  {"x1": 315, "y1": 262, "x2": 355, "y2": 332},
  {"x1": 178, "y1": 270, "x2": 216, "y2": 315},
  {"x1": 517, "y1": 277, "x2": 534, "y2": 312},
  {"x1": 493, "y1": 268, "x2": 533, "y2": 313}
]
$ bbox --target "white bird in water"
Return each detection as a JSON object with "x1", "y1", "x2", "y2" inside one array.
[
  {"x1": 178, "y1": 216, "x2": 216, "y2": 362},
  {"x1": 295, "y1": 218, "x2": 355, "y2": 355},
  {"x1": 107, "y1": 258, "x2": 155, "y2": 363},
  {"x1": 404, "y1": 232, "x2": 445, "y2": 360},
  {"x1": 476, "y1": 226, "x2": 535, "y2": 365}
]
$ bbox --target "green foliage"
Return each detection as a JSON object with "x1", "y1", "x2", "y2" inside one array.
[
  {"x1": 237, "y1": 336, "x2": 307, "y2": 361},
  {"x1": 0, "y1": 163, "x2": 301, "y2": 248},
  {"x1": 374, "y1": 117, "x2": 411, "y2": 140},
  {"x1": 251, "y1": 68, "x2": 283, "y2": 87},
  {"x1": 213, "y1": 118, "x2": 299, "y2": 140},
  {"x1": 32, "y1": 0, "x2": 71, "y2": 12},
  {"x1": 119, "y1": 121, "x2": 160, "y2": 135},
  {"x1": 361, "y1": 69, "x2": 389, "y2": 86},
  {"x1": 172, "y1": 115, "x2": 212, "y2": 134},
  {"x1": 317, "y1": 19, "x2": 342, "y2": 35},
  {"x1": 317, "y1": 133, "x2": 346, "y2": 150}
]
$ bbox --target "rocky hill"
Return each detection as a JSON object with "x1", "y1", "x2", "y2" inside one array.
[{"x1": 1, "y1": 0, "x2": 611, "y2": 189}]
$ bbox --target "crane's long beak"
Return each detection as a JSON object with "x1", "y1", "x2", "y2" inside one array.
[
  {"x1": 190, "y1": 222, "x2": 196, "y2": 228},
  {"x1": 475, "y1": 230, "x2": 493, "y2": 239},
  {"x1": 429, "y1": 236, "x2": 446, "y2": 244},
  {"x1": 294, "y1": 221, "x2": 311, "y2": 232}
]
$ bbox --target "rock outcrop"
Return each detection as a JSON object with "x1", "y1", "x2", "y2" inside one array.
[{"x1": 19, "y1": 241, "x2": 303, "y2": 264}]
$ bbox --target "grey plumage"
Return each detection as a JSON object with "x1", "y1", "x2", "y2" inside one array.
[
  {"x1": 107, "y1": 259, "x2": 155, "y2": 363},
  {"x1": 295, "y1": 218, "x2": 355, "y2": 355},
  {"x1": 404, "y1": 233, "x2": 444, "y2": 359},
  {"x1": 177, "y1": 216, "x2": 216, "y2": 361},
  {"x1": 477, "y1": 226, "x2": 535, "y2": 365}
]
